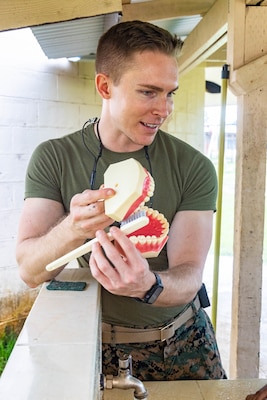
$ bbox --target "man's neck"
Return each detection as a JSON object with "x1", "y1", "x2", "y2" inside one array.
[{"x1": 96, "y1": 119, "x2": 145, "y2": 153}]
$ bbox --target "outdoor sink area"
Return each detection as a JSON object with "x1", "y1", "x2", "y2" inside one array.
[{"x1": 0, "y1": 268, "x2": 266, "y2": 400}]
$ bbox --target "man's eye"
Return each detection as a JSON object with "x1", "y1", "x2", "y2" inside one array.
[
  {"x1": 142, "y1": 90, "x2": 154, "y2": 96},
  {"x1": 168, "y1": 91, "x2": 177, "y2": 97}
]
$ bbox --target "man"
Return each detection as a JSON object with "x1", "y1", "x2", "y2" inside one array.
[{"x1": 16, "y1": 20, "x2": 226, "y2": 380}]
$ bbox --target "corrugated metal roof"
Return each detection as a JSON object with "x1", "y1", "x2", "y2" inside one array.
[
  {"x1": 31, "y1": 13, "x2": 201, "y2": 60},
  {"x1": 153, "y1": 15, "x2": 202, "y2": 40},
  {"x1": 31, "y1": 13, "x2": 120, "y2": 59}
]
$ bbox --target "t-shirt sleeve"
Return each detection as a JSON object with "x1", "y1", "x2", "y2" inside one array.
[
  {"x1": 25, "y1": 141, "x2": 63, "y2": 203},
  {"x1": 178, "y1": 153, "x2": 218, "y2": 212}
]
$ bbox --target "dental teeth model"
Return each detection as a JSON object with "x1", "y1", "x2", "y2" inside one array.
[
  {"x1": 104, "y1": 158, "x2": 169, "y2": 257},
  {"x1": 104, "y1": 158, "x2": 155, "y2": 221}
]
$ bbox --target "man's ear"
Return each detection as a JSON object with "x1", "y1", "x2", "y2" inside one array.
[{"x1": 95, "y1": 73, "x2": 111, "y2": 99}]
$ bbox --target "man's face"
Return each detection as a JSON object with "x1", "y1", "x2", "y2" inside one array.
[{"x1": 107, "y1": 50, "x2": 179, "y2": 148}]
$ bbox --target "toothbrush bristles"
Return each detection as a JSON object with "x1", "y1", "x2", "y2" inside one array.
[{"x1": 120, "y1": 210, "x2": 147, "y2": 226}]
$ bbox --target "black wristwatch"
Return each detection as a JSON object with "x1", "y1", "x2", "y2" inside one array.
[{"x1": 136, "y1": 273, "x2": 164, "y2": 304}]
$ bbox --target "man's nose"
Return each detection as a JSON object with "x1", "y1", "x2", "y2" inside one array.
[{"x1": 152, "y1": 97, "x2": 172, "y2": 118}]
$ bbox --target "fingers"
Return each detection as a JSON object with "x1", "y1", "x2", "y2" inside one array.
[
  {"x1": 89, "y1": 241, "x2": 124, "y2": 293},
  {"x1": 71, "y1": 188, "x2": 116, "y2": 221},
  {"x1": 89, "y1": 227, "x2": 153, "y2": 297},
  {"x1": 96, "y1": 226, "x2": 139, "y2": 263},
  {"x1": 71, "y1": 187, "x2": 115, "y2": 207},
  {"x1": 69, "y1": 188, "x2": 116, "y2": 239}
]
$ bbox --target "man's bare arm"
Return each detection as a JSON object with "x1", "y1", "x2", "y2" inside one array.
[
  {"x1": 89, "y1": 209, "x2": 213, "y2": 307},
  {"x1": 16, "y1": 188, "x2": 115, "y2": 288}
]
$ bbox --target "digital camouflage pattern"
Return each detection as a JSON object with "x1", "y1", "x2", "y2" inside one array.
[{"x1": 102, "y1": 307, "x2": 227, "y2": 381}]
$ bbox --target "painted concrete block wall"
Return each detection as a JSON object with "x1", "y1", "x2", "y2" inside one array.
[
  {"x1": 0, "y1": 28, "x2": 205, "y2": 333},
  {"x1": 166, "y1": 65, "x2": 205, "y2": 151},
  {"x1": 0, "y1": 28, "x2": 102, "y2": 333}
]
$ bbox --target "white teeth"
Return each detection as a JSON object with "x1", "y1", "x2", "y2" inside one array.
[
  {"x1": 129, "y1": 207, "x2": 169, "y2": 246},
  {"x1": 144, "y1": 122, "x2": 158, "y2": 128},
  {"x1": 144, "y1": 172, "x2": 154, "y2": 203}
]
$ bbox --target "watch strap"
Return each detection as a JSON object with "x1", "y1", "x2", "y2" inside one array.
[{"x1": 135, "y1": 272, "x2": 164, "y2": 304}]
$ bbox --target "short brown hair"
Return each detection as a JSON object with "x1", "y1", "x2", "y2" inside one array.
[{"x1": 95, "y1": 20, "x2": 183, "y2": 84}]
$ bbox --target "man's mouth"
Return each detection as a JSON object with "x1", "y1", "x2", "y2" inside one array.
[{"x1": 141, "y1": 122, "x2": 161, "y2": 129}]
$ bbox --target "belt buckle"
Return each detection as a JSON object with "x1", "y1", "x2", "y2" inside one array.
[{"x1": 160, "y1": 321, "x2": 175, "y2": 341}]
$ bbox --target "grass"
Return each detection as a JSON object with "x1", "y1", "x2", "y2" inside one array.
[{"x1": 0, "y1": 328, "x2": 17, "y2": 375}]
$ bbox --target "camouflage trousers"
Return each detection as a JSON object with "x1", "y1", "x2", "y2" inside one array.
[{"x1": 102, "y1": 307, "x2": 227, "y2": 381}]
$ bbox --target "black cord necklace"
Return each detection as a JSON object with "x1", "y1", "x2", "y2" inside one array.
[
  {"x1": 81, "y1": 118, "x2": 153, "y2": 202},
  {"x1": 82, "y1": 118, "x2": 103, "y2": 189},
  {"x1": 89, "y1": 121, "x2": 103, "y2": 189}
]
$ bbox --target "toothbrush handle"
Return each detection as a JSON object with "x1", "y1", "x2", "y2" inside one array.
[
  {"x1": 45, "y1": 215, "x2": 149, "y2": 272},
  {"x1": 46, "y1": 233, "x2": 112, "y2": 271}
]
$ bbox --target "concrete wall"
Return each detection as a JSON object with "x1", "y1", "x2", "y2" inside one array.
[
  {"x1": 167, "y1": 65, "x2": 205, "y2": 150},
  {"x1": 0, "y1": 27, "x2": 205, "y2": 334}
]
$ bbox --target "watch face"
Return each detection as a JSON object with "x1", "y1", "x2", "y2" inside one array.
[
  {"x1": 144, "y1": 273, "x2": 164, "y2": 304},
  {"x1": 135, "y1": 273, "x2": 164, "y2": 304},
  {"x1": 146, "y1": 286, "x2": 163, "y2": 304}
]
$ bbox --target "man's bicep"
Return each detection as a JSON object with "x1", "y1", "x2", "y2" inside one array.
[
  {"x1": 167, "y1": 210, "x2": 214, "y2": 268},
  {"x1": 17, "y1": 198, "x2": 65, "y2": 243}
]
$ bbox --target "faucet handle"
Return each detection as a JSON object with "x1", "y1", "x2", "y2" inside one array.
[{"x1": 119, "y1": 354, "x2": 133, "y2": 375}]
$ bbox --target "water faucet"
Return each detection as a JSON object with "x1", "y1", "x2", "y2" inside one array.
[{"x1": 102, "y1": 354, "x2": 148, "y2": 399}]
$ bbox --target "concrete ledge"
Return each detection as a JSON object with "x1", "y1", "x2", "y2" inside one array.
[{"x1": 0, "y1": 269, "x2": 101, "y2": 400}]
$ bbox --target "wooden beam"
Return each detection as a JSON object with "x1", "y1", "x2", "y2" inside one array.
[
  {"x1": 246, "y1": 0, "x2": 267, "y2": 4},
  {"x1": 231, "y1": 54, "x2": 267, "y2": 95},
  {"x1": 227, "y1": 0, "x2": 246, "y2": 72},
  {"x1": 121, "y1": 0, "x2": 216, "y2": 22},
  {"x1": 179, "y1": 34, "x2": 227, "y2": 76},
  {"x1": 177, "y1": 0, "x2": 228, "y2": 76},
  {"x1": 245, "y1": 6, "x2": 267, "y2": 63},
  {"x1": 228, "y1": 4, "x2": 267, "y2": 91},
  {"x1": 230, "y1": 88, "x2": 266, "y2": 378},
  {"x1": 0, "y1": 0, "x2": 122, "y2": 32}
]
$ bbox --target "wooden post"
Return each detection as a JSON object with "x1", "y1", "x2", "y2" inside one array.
[{"x1": 228, "y1": 0, "x2": 267, "y2": 378}]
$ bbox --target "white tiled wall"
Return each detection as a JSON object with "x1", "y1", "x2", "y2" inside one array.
[{"x1": 0, "y1": 28, "x2": 102, "y2": 328}]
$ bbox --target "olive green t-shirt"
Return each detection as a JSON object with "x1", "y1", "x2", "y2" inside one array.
[{"x1": 25, "y1": 124, "x2": 217, "y2": 328}]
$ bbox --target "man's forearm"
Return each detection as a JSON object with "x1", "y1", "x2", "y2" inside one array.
[
  {"x1": 16, "y1": 216, "x2": 85, "y2": 288},
  {"x1": 153, "y1": 263, "x2": 203, "y2": 307}
]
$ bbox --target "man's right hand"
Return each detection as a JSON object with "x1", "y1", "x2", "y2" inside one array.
[
  {"x1": 16, "y1": 187, "x2": 115, "y2": 287},
  {"x1": 68, "y1": 187, "x2": 116, "y2": 240}
]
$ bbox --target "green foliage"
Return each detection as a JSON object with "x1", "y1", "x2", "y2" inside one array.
[{"x1": 0, "y1": 327, "x2": 17, "y2": 375}]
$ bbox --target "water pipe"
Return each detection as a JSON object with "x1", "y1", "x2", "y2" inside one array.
[{"x1": 211, "y1": 64, "x2": 230, "y2": 331}]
